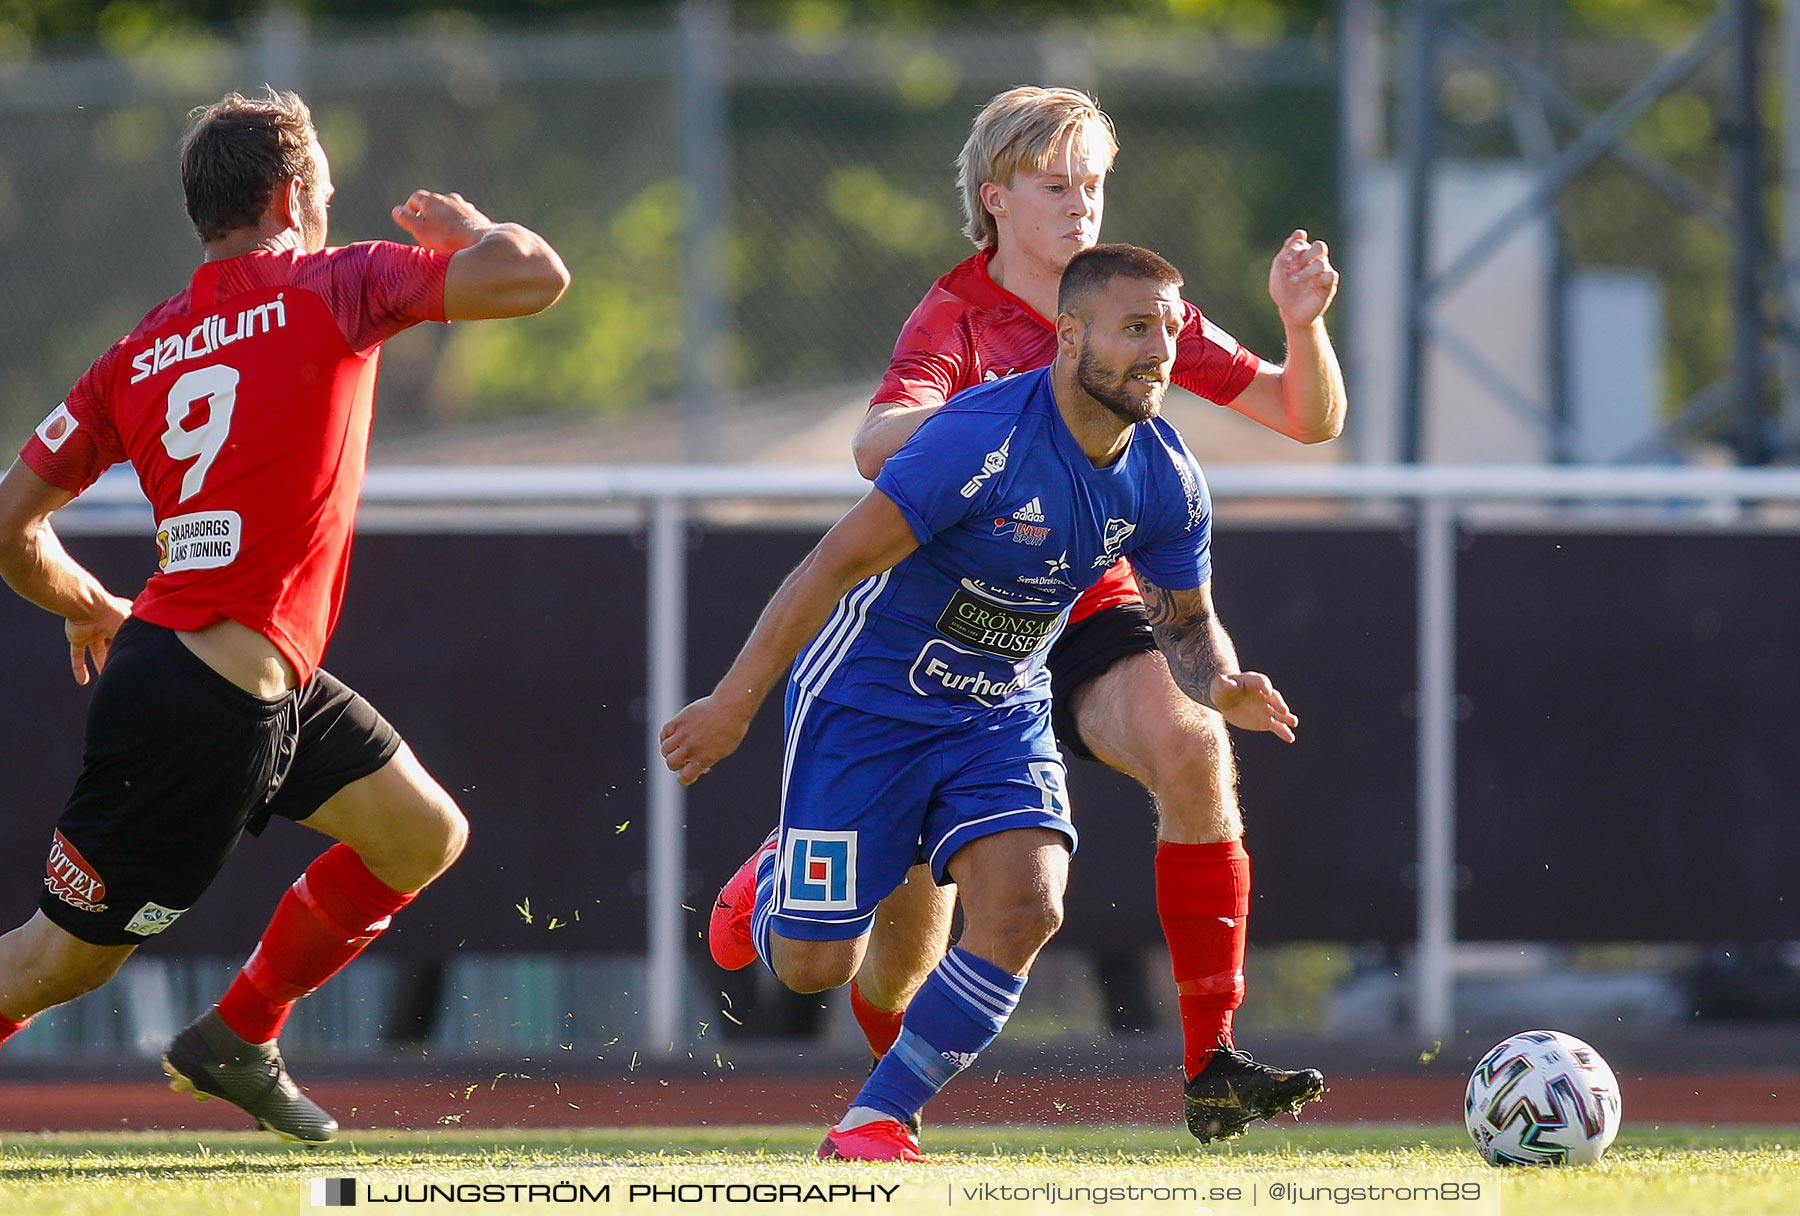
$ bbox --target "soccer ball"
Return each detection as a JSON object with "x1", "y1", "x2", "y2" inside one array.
[{"x1": 1464, "y1": 1030, "x2": 1622, "y2": 1166}]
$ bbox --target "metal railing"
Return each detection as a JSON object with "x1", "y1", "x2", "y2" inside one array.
[{"x1": 61, "y1": 462, "x2": 1800, "y2": 1045}]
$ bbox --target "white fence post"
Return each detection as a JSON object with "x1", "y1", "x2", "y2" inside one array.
[
  {"x1": 645, "y1": 496, "x2": 689, "y2": 1055},
  {"x1": 1414, "y1": 497, "x2": 1457, "y2": 1038}
]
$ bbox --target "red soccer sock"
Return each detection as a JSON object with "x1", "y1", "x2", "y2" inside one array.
[
  {"x1": 849, "y1": 978, "x2": 905, "y2": 1059},
  {"x1": 0, "y1": 1011, "x2": 29, "y2": 1050},
  {"x1": 216, "y1": 844, "x2": 416, "y2": 1044},
  {"x1": 1155, "y1": 838, "x2": 1251, "y2": 1080}
]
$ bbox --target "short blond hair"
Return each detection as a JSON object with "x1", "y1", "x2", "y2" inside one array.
[{"x1": 957, "y1": 86, "x2": 1118, "y2": 251}]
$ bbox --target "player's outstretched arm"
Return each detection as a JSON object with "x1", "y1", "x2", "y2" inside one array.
[
  {"x1": 390, "y1": 190, "x2": 570, "y2": 321},
  {"x1": 0, "y1": 461, "x2": 132, "y2": 685},
  {"x1": 1222, "y1": 229, "x2": 1346, "y2": 445},
  {"x1": 852, "y1": 401, "x2": 941, "y2": 480},
  {"x1": 1138, "y1": 576, "x2": 1298, "y2": 742},
  {"x1": 659, "y1": 489, "x2": 921, "y2": 785}
]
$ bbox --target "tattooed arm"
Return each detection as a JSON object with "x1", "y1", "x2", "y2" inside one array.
[{"x1": 1138, "y1": 577, "x2": 1299, "y2": 742}]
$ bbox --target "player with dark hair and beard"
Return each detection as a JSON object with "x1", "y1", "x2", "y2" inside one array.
[
  {"x1": 711, "y1": 86, "x2": 1341, "y2": 1145},
  {"x1": 664, "y1": 244, "x2": 1297, "y2": 1161}
]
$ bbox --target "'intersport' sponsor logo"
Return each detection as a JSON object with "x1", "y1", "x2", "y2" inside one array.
[
  {"x1": 156, "y1": 510, "x2": 242, "y2": 573},
  {"x1": 933, "y1": 586, "x2": 1060, "y2": 658},
  {"x1": 45, "y1": 830, "x2": 106, "y2": 913},
  {"x1": 991, "y1": 501, "x2": 1051, "y2": 547},
  {"x1": 908, "y1": 639, "x2": 1032, "y2": 706}
]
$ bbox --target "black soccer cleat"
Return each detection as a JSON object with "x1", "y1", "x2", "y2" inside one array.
[
  {"x1": 1183, "y1": 1045, "x2": 1325, "y2": 1144},
  {"x1": 162, "y1": 1009, "x2": 338, "y2": 1145}
]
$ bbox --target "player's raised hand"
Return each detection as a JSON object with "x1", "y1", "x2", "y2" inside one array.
[
  {"x1": 660, "y1": 695, "x2": 754, "y2": 786},
  {"x1": 1267, "y1": 229, "x2": 1339, "y2": 329},
  {"x1": 390, "y1": 190, "x2": 495, "y2": 254},
  {"x1": 65, "y1": 593, "x2": 131, "y2": 686},
  {"x1": 1209, "y1": 670, "x2": 1299, "y2": 742}
]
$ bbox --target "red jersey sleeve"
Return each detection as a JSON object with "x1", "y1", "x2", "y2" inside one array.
[
  {"x1": 19, "y1": 344, "x2": 128, "y2": 494},
  {"x1": 870, "y1": 294, "x2": 970, "y2": 411},
  {"x1": 310, "y1": 241, "x2": 452, "y2": 353},
  {"x1": 1172, "y1": 301, "x2": 1263, "y2": 406}
]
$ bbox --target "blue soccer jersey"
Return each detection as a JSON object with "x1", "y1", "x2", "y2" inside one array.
[{"x1": 792, "y1": 366, "x2": 1213, "y2": 726}]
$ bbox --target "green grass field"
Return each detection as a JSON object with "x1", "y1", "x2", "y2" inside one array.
[{"x1": 2, "y1": 1125, "x2": 1795, "y2": 1216}]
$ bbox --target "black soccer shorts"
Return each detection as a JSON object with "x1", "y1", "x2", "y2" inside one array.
[
  {"x1": 1046, "y1": 601, "x2": 1160, "y2": 763},
  {"x1": 38, "y1": 617, "x2": 401, "y2": 946}
]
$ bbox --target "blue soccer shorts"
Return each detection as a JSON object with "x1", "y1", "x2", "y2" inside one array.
[{"x1": 768, "y1": 682, "x2": 1079, "y2": 943}]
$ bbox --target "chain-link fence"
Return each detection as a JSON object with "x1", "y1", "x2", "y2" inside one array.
[
  {"x1": 0, "y1": 7, "x2": 1339, "y2": 463},
  {"x1": 0, "y1": 2, "x2": 1783, "y2": 468}
]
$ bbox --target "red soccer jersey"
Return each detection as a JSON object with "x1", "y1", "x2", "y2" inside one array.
[
  {"x1": 21, "y1": 243, "x2": 450, "y2": 683},
  {"x1": 872, "y1": 251, "x2": 1263, "y2": 621}
]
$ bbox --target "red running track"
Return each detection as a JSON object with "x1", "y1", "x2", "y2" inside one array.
[{"x1": 0, "y1": 1073, "x2": 1793, "y2": 1133}]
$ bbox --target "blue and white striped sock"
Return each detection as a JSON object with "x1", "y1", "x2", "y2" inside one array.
[
  {"x1": 849, "y1": 946, "x2": 1027, "y2": 1126},
  {"x1": 750, "y1": 835, "x2": 780, "y2": 972}
]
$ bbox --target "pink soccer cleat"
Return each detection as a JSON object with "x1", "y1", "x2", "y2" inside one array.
[
  {"x1": 816, "y1": 1118, "x2": 927, "y2": 1163},
  {"x1": 708, "y1": 829, "x2": 778, "y2": 971}
]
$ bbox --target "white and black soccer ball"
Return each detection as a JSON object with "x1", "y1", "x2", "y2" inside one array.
[{"x1": 1464, "y1": 1030, "x2": 1621, "y2": 1166}]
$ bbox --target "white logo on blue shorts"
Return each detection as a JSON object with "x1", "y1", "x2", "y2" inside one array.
[{"x1": 781, "y1": 830, "x2": 858, "y2": 912}]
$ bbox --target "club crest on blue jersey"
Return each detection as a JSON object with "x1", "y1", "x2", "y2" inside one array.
[
  {"x1": 782, "y1": 830, "x2": 858, "y2": 911},
  {"x1": 1093, "y1": 518, "x2": 1138, "y2": 568}
]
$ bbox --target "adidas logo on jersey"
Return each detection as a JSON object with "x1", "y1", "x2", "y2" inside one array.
[
  {"x1": 1011, "y1": 497, "x2": 1046, "y2": 523},
  {"x1": 940, "y1": 1050, "x2": 980, "y2": 1070}
]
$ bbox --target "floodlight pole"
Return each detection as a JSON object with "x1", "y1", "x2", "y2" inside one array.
[
  {"x1": 254, "y1": 3, "x2": 307, "y2": 94},
  {"x1": 1399, "y1": 0, "x2": 1456, "y2": 1038},
  {"x1": 1399, "y1": 0, "x2": 1442, "y2": 465},
  {"x1": 1726, "y1": 0, "x2": 1773, "y2": 465},
  {"x1": 679, "y1": 0, "x2": 729, "y2": 462},
  {"x1": 1414, "y1": 499, "x2": 1457, "y2": 1040},
  {"x1": 1785, "y1": 0, "x2": 1800, "y2": 441}
]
